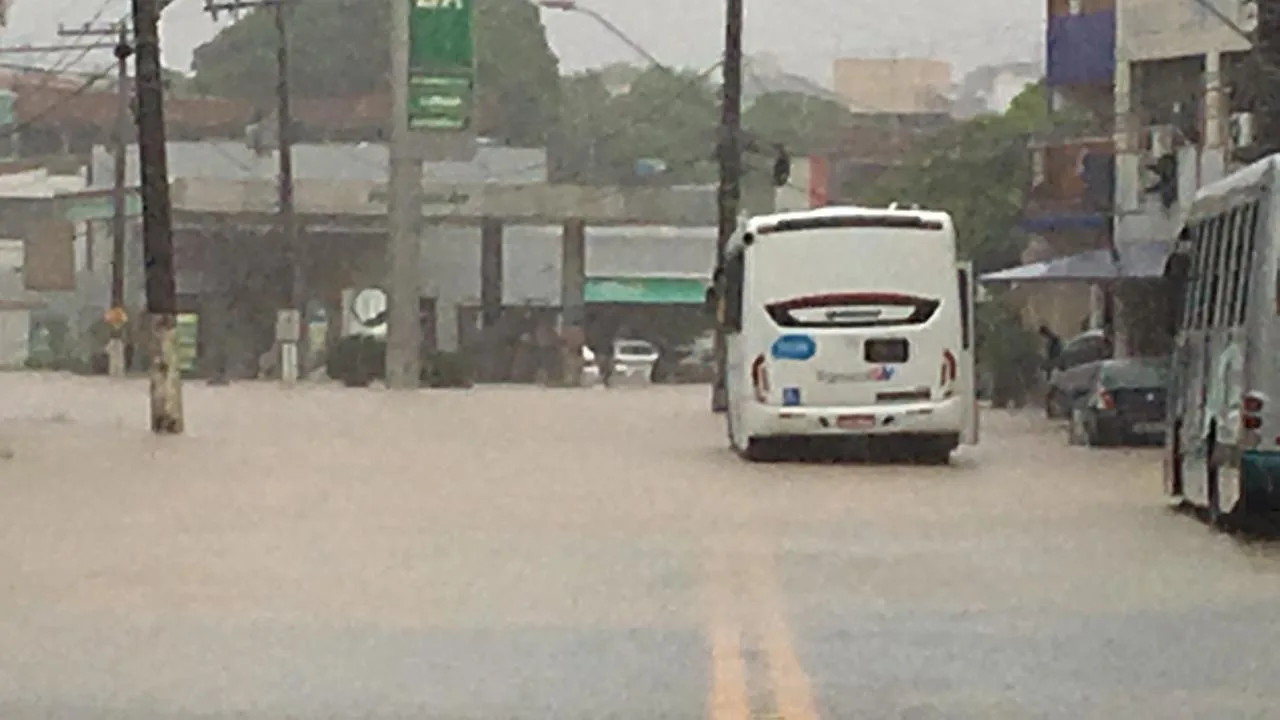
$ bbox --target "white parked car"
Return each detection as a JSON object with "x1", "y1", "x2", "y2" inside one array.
[{"x1": 611, "y1": 339, "x2": 660, "y2": 385}]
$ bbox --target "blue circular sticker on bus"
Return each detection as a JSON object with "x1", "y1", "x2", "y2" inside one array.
[{"x1": 771, "y1": 334, "x2": 816, "y2": 361}]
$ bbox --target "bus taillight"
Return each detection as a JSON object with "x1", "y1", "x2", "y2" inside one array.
[
  {"x1": 1242, "y1": 392, "x2": 1265, "y2": 432},
  {"x1": 940, "y1": 350, "x2": 957, "y2": 388},
  {"x1": 751, "y1": 354, "x2": 769, "y2": 402},
  {"x1": 1243, "y1": 393, "x2": 1264, "y2": 413}
]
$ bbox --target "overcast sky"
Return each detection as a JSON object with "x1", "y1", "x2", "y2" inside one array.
[{"x1": 5, "y1": 0, "x2": 1043, "y2": 85}]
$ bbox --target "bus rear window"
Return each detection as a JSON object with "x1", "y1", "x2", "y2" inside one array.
[
  {"x1": 755, "y1": 215, "x2": 944, "y2": 234},
  {"x1": 764, "y1": 292, "x2": 940, "y2": 328}
]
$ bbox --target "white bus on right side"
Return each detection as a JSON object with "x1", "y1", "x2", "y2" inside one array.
[{"x1": 1163, "y1": 154, "x2": 1280, "y2": 526}]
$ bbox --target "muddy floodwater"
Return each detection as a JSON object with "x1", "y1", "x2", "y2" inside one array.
[{"x1": 3, "y1": 373, "x2": 1280, "y2": 718}]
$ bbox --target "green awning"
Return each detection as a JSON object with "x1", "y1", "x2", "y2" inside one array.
[
  {"x1": 64, "y1": 190, "x2": 142, "y2": 223},
  {"x1": 584, "y1": 276, "x2": 708, "y2": 304}
]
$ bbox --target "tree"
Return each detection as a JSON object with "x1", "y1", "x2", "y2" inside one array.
[
  {"x1": 189, "y1": 0, "x2": 560, "y2": 146},
  {"x1": 857, "y1": 83, "x2": 1049, "y2": 274},
  {"x1": 554, "y1": 66, "x2": 719, "y2": 185},
  {"x1": 743, "y1": 91, "x2": 857, "y2": 156}
]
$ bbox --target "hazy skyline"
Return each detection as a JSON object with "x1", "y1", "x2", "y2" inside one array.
[{"x1": 5, "y1": 0, "x2": 1043, "y2": 85}]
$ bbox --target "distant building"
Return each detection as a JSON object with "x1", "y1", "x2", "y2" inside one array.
[{"x1": 831, "y1": 58, "x2": 954, "y2": 116}]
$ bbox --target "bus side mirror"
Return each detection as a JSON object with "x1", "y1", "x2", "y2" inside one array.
[{"x1": 704, "y1": 286, "x2": 718, "y2": 315}]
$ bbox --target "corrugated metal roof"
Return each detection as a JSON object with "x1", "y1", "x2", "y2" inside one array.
[
  {"x1": 0, "y1": 168, "x2": 84, "y2": 198},
  {"x1": 980, "y1": 240, "x2": 1171, "y2": 283},
  {"x1": 89, "y1": 141, "x2": 547, "y2": 187},
  {"x1": 426, "y1": 224, "x2": 716, "y2": 305}
]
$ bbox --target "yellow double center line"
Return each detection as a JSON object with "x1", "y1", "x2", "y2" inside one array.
[{"x1": 705, "y1": 548, "x2": 820, "y2": 720}]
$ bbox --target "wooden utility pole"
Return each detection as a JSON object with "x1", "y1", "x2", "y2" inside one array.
[
  {"x1": 58, "y1": 21, "x2": 134, "y2": 378},
  {"x1": 204, "y1": 0, "x2": 302, "y2": 384},
  {"x1": 132, "y1": 0, "x2": 183, "y2": 433},
  {"x1": 710, "y1": 0, "x2": 744, "y2": 413}
]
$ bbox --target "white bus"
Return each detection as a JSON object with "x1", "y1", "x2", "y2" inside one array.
[
  {"x1": 712, "y1": 205, "x2": 979, "y2": 463},
  {"x1": 1162, "y1": 155, "x2": 1280, "y2": 526}
]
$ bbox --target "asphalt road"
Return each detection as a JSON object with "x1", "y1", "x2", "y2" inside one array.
[{"x1": 4, "y1": 374, "x2": 1280, "y2": 718}]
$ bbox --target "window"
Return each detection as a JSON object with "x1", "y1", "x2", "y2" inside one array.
[
  {"x1": 1180, "y1": 223, "x2": 1201, "y2": 331},
  {"x1": 1191, "y1": 221, "x2": 1211, "y2": 329},
  {"x1": 1204, "y1": 215, "x2": 1225, "y2": 327},
  {"x1": 1236, "y1": 202, "x2": 1257, "y2": 324},
  {"x1": 1220, "y1": 207, "x2": 1243, "y2": 326},
  {"x1": 1224, "y1": 205, "x2": 1255, "y2": 325}
]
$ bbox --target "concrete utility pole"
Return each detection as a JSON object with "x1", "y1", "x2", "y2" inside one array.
[
  {"x1": 204, "y1": 0, "x2": 302, "y2": 385},
  {"x1": 711, "y1": 0, "x2": 744, "y2": 413},
  {"x1": 1253, "y1": 0, "x2": 1280, "y2": 155},
  {"x1": 132, "y1": 0, "x2": 183, "y2": 433},
  {"x1": 386, "y1": 0, "x2": 422, "y2": 389},
  {"x1": 57, "y1": 21, "x2": 133, "y2": 378}
]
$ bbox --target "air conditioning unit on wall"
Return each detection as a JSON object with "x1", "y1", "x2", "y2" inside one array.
[{"x1": 1229, "y1": 112, "x2": 1255, "y2": 150}]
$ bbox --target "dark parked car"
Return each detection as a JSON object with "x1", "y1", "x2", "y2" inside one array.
[
  {"x1": 1045, "y1": 330, "x2": 1114, "y2": 419},
  {"x1": 1066, "y1": 357, "x2": 1169, "y2": 447}
]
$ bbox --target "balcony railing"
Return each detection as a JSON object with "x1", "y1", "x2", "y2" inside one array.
[{"x1": 1025, "y1": 138, "x2": 1114, "y2": 217}]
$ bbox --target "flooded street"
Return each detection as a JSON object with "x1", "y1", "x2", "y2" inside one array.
[{"x1": 3, "y1": 373, "x2": 1280, "y2": 718}]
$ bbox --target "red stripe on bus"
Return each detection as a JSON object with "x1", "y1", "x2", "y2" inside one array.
[{"x1": 766, "y1": 292, "x2": 929, "y2": 311}]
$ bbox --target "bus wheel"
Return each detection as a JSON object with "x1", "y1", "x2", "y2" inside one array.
[
  {"x1": 740, "y1": 438, "x2": 785, "y2": 463},
  {"x1": 919, "y1": 444, "x2": 952, "y2": 466},
  {"x1": 1167, "y1": 421, "x2": 1184, "y2": 497},
  {"x1": 911, "y1": 435, "x2": 954, "y2": 465}
]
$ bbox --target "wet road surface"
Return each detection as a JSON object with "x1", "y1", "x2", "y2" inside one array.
[{"x1": 3, "y1": 374, "x2": 1280, "y2": 718}]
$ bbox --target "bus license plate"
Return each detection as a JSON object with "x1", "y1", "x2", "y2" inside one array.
[
  {"x1": 1132, "y1": 421, "x2": 1165, "y2": 434},
  {"x1": 837, "y1": 414, "x2": 875, "y2": 430}
]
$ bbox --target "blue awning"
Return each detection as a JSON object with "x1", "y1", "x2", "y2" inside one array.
[
  {"x1": 1018, "y1": 213, "x2": 1108, "y2": 232},
  {"x1": 980, "y1": 240, "x2": 1172, "y2": 284}
]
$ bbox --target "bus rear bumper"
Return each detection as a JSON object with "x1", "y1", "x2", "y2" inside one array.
[{"x1": 744, "y1": 397, "x2": 966, "y2": 438}]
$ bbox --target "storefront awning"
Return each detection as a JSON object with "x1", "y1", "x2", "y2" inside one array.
[
  {"x1": 584, "y1": 275, "x2": 709, "y2": 304},
  {"x1": 980, "y1": 239, "x2": 1171, "y2": 284}
]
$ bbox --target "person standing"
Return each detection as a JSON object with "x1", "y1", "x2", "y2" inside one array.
[{"x1": 1038, "y1": 325, "x2": 1063, "y2": 381}]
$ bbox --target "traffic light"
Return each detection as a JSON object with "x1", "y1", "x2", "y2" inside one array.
[
  {"x1": 1144, "y1": 153, "x2": 1178, "y2": 209},
  {"x1": 771, "y1": 145, "x2": 790, "y2": 187}
]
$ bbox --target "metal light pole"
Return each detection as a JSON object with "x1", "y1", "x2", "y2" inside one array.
[
  {"x1": 537, "y1": 0, "x2": 665, "y2": 68},
  {"x1": 386, "y1": 0, "x2": 422, "y2": 389}
]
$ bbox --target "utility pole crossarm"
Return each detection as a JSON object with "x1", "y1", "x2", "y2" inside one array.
[
  {"x1": 0, "y1": 42, "x2": 114, "y2": 53},
  {"x1": 57, "y1": 22, "x2": 123, "y2": 38}
]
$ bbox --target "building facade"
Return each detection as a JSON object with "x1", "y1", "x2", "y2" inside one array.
[
  {"x1": 1111, "y1": 0, "x2": 1251, "y2": 353},
  {"x1": 831, "y1": 58, "x2": 953, "y2": 115},
  {"x1": 1009, "y1": 0, "x2": 1117, "y2": 339}
]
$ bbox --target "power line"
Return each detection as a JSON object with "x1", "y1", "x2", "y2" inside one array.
[{"x1": 0, "y1": 63, "x2": 115, "y2": 140}]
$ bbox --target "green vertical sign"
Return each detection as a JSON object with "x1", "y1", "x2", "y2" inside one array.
[{"x1": 408, "y1": 0, "x2": 475, "y2": 132}]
